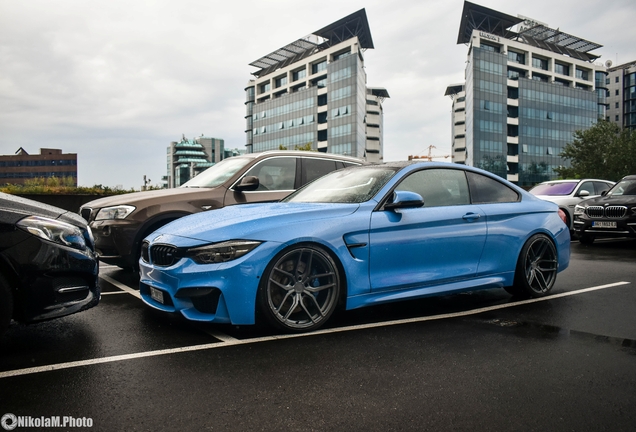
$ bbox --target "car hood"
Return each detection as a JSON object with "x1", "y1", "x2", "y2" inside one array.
[
  {"x1": 581, "y1": 195, "x2": 636, "y2": 206},
  {"x1": 81, "y1": 187, "x2": 222, "y2": 209},
  {"x1": 0, "y1": 192, "x2": 88, "y2": 227},
  {"x1": 148, "y1": 202, "x2": 361, "y2": 246}
]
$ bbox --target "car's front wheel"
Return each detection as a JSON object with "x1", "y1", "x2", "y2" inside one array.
[
  {"x1": 505, "y1": 234, "x2": 558, "y2": 298},
  {"x1": 258, "y1": 244, "x2": 341, "y2": 333}
]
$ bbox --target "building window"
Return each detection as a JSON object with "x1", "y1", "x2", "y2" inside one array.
[
  {"x1": 616, "y1": 76, "x2": 620, "y2": 83},
  {"x1": 616, "y1": 115, "x2": 620, "y2": 121},
  {"x1": 507, "y1": 51, "x2": 525, "y2": 64},
  {"x1": 333, "y1": 49, "x2": 351, "y2": 61},
  {"x1": 616, "y1": 102, "x2": 620, "y2": 108},
  {"x1": 576, "y1": 69, "x2": 589, "y2": 81},
  {"x1": 274, "y1": 75, "x2": 287, "y2": 88},
  {"x1": 480, "y1": 42, "x2": 500, "y2": 53},
  {"x1": 312, "y1": 60, "x2": 327, "y2": 74},
  {"x1": 616, "y1": 89, "x2": 620, "y2": 96},
  {"x1": 532, "y1": 57, "x2": 548, "y2": 70},
  {"x1": 259, "y1": 82, "x2": 271, "y2": 94},
  {"x1": 555, "y1": 63, "x2": 570, "y2": 76},
  {"x1": 292, "y1": 68, "x2": 306, "y2": 81}
]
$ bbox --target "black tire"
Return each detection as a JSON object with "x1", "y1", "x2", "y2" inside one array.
[
  {"x1": 579, "y1": 234, "x2": 595, "y2": 245},
  {"x1": 0, "y1": 273, "x2": 14, "y2": 335},
  {"x1": 505, "y1": 234, "x2": 558, "y2": 298},
  {"x1": 258, "y1": 244, "x2": 341, "y2": 333}
]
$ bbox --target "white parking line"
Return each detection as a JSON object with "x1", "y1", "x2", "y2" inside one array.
[
  {"x1": 0, "y1": 281, "x2": 630, "y2": 379},
  {"x1": 100, "y1": 274, "x2": 141, "y2": 299}
]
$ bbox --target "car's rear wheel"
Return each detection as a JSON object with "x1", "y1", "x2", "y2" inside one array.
[
  {"x1": 505, "y1": 234, "x2": 558, "y2": 298},
  {"x1": 0, "y1": 273, "x2": 13, "y2": 335},
  {"x1": 258, "y1": 244, "x2": 340, "y2": 333}
]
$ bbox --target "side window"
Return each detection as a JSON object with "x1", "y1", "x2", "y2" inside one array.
[
  {"x1": 395, "y1": 169, "x2": 470, "y2": 207},
  {"x1": 594, "y1": 182, "x2": 612, "y2": 195},
  {"x1": 466, "y1": 172, "x2": 519, "y2": 204},
  {"x1": 578, "y1": 181, "x2": 594, "y2": 196},
  {"x1": 243, "y1": 158, "x2": 296, "y2": 191},
  {"x1": 301, "y1": 158, "x2": 338, "y2": 186}
]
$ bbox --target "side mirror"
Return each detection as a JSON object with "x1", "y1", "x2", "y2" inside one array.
[
  {"x1": 601, "y1": 190, "x2": 608, "y2": 197},
  {"x1": 577, "y1": 190, "x2": 590, "y2": 198},
  {"x1": 234, "y1": 176, "x2": 260, "y2": 192},
  {"x1": 384, "y1": 190, "x2": 424, "y2": 211}
]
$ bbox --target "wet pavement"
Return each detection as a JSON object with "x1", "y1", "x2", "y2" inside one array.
[{"x1": 0, "y1": 239, "x2": 635, "y2": 431}]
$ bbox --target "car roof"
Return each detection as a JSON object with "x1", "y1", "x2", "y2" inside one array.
[
  {"x1": 620, "y1": 175, "x2": 636, "y2": 181},
  {"x1": 252, "y1": 150, "x2": 364, "y2": 164},
  {"x1": 538, "y1": 179, "x2": 614, "y2": 184}
]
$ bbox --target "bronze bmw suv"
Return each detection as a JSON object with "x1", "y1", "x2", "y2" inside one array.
[{"x1": 80, "y1": 151, "x2": 363, "y2": 269}]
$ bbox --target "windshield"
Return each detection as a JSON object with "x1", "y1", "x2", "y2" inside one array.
[
  {"x1": 529, "y1": 182, "x2": 577, "y2": 196},
  {"x1": 180, "y1": 157, "x2": 254, "y2": 188},
  {"x1": 284, "y1": 166, "x2": 398, "y2": 204},
  {"x1": 608, "y1": 178, "x2": 636, "y2": 196}
]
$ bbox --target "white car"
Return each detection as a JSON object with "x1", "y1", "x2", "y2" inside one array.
[{"x1": 529, "y1": 179, "x2": 615, "y2": 230}]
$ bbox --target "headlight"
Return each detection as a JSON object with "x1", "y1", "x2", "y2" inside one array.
[
  {"x1": 95, "y1": 205, "x2": 136, "y2": 220},
  {"x1": 186, "y1": 240, "x2": 262, "y2": 264},
  {"x1": 574, "y1": 204, "x2": 585, "y2": 215},
  {"x1": 17, "y1": 216, "x2": 87, "y2": 251}
]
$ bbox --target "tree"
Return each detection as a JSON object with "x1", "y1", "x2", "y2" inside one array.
[
  {"x1": 279, "y1": 142, "x2": 314, "y2": 151},
  {"x1": 555, "y1": 120, "x2": 636, "y2": 181}
]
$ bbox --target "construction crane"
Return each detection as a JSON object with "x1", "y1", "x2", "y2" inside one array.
[{"x1": 408, "y1": 145, "x2": 451, "y2": 161}]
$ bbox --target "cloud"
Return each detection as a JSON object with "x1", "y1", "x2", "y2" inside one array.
[{"x1": 0, "y1": 0, "x2": 635, "y2": 188}]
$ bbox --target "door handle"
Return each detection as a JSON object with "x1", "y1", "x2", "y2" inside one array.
[{"x1": 462, "y1": 213, "x2": 481, "y2": 221}]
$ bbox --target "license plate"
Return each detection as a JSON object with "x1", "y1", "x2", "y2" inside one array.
[
  {"x1": 592, "y1": 221, "x2": 617, "y2": 228},
  {"x1": 150, "y1": 287, "x2": 164, "y2": 304}
]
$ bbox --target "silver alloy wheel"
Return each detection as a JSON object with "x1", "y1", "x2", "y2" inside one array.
[
  {"x1": 522, "y1": 235, "x2": 558, "y2": 294},
  {"x1": 264, "y1": 246, "x2": 340, "y2": 331}
]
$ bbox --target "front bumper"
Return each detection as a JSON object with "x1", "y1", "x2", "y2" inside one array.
[
  {"x1": 90, "y1": 219, "x2": 140, "y2": 267},
  {"x1": 573, "y1": 218, "x2": 636, "y2": 239},
  {"x1": 139, "y1": 241, "x2": 280, "y2": 325},
  {"x1": 6, "y1": 236, "x2": 100, "y2": 323}
]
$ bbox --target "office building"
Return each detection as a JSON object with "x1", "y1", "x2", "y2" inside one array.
[
  {"x1": 447, "y1": 1, "x2": 608, "y2": 186},
  {"x1": 245, "y1": 9, "x2": 389, "y2": 162},
  {"x1": 0, "y1": 148, "x2": 77, "y2": 186},
  {"x1": 165, "y1": 135, "x2": 239, "y2": 188},
  {"x1": 606, "y1": 60, "x2": 636, "y2": 131}
]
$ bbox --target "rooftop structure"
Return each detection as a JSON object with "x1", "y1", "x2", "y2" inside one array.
[
  {"x1": 245, "y1": 9, "x2": 389, "y2": 162},
  {"x1": 448, "y1": 1, "x2": 608, "y2": 186}
]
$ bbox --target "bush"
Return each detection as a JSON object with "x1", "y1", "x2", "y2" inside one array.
[{"x1": 0, "y1": 177, "x2": 137, "y2": 195}]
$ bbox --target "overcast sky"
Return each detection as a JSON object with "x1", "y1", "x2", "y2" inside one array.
[{"x1": 1, "y1": 0, "x2": 635, "y2": 189}]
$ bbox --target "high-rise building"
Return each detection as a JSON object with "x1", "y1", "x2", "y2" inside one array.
[
  {"x1": 606, "y1": 60, "x2": 636, "y2": 131},
  {"x1": 447, "y1": 1, "x2": 608, "y2": 186},
  {"x1": 244, "y1": 9, "x2": 389, "y2": 162},
  {"x1": 0, "y1": 148, "x2": 77, "y2": 186},
  {"x1": 165, "y1": 135, "x2": 240, "y2": 188}
]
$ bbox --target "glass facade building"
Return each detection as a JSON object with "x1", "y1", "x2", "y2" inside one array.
[
  {"x1": 165, "y1": 136, "x2": 241, "y2": 188},
  {"x1": 606, "y1": 60, "x2": 636, "y2": 132},
  {"x1": 245, "y1": 9, "x2": 388, "y2": 162},
  {"x1": 449, "y1": 2, "x2": 608, "y2": 187}
]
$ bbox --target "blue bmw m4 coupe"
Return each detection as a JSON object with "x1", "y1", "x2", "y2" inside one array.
[{"x1": 139, "y1": 162, "x2": 570, "y2": 333}]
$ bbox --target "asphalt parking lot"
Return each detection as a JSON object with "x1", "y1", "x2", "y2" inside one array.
[{"x1": 1, "y1": 239, "x2": 635, "y2": 431}]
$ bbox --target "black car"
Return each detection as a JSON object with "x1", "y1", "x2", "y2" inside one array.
[
  {"x1": 0, "y1": 192, "x2": 100, "y2": 335},
  {"x1": 573, "y1": 175, "x2": 636, "y2": 244}
]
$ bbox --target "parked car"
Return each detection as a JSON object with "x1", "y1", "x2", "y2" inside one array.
[
  {"x1": 80, "y1": 151, "x2": 363, "y2": 270},
  {"x1": 573, "y1": 175, "x2": 636, "y2": 244},
  {"x1": 0, "y1": 192, "x2": 99, "y2": 335},
  {"x1": 139, "y1": 162, "x2": 570, "y2": 333},
  {"x1": 529, "y1": 179, "x2": 614, "y2": 230}
]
